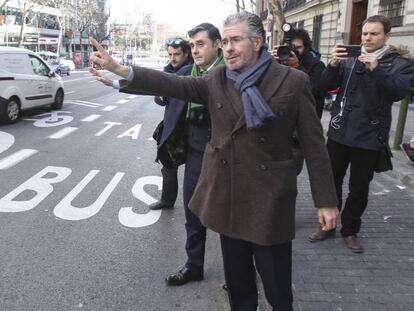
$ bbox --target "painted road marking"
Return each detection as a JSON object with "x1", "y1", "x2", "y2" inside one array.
[
  {"x1": 82, "y1": 114, "x2": 102, "y2": 122},
  {"x1": 48, "y1": 127, "x2": 78, "y2": 139},
  {"x1": 0, "y1": 149, "x2": 39, "y2": 170},
  {"x1": 127, "y1": 95, "x2": 138, "y2": 99},
  {"x1": 64, "y1": 100, "x2": 102, "y2": 108},
  {"x1": 102, "y1": 106, "x2": 117, "y2": 111},
  {"x1": 65, "y1": 91, "x2": 75, "y2": 95},
  {"x1": 116, "y1": 99, "x2": 129, "y2": 104}
]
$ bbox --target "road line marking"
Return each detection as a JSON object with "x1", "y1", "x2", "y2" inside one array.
[
  {"x1": 88, "y1": 80, "x2": 98, "y2": 83},
  {"x1": 102, "y1": 106, "x2": 117, "y2": 111},
  {"x1": 75, "y1": 100, "x2": 103, "y2": 106},
  {"x1": 127, "y1": 95, "x2": 138, "y2": 99},
  {"x1": 64, "y1": 101, "x2": 99, "y2": 108},
  {"x1": 65, "y1": 91, "x2": 75, "y2": 95},
  {"x1": 0, "y1": 149, "x2": 39, "y2": 170},
  {"x1": 48, "y1": 127, "x2": 78, "y2": 139},
  {"x1": 82, "y1": 114, "x2": 102, "y2": 122},
  {"x1": 116, "y1": 99, "x2": 129, "y2": 104}
]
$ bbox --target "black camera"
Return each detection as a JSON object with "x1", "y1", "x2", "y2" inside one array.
[{"x1": 277, "y1": 23, "x2": 297, "y2": 61}]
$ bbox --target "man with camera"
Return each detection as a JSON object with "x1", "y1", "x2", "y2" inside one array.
[
  {"x1": 308, "y1": 15, "x2": 414, "y2": 253},
  {"x1": 271, "y1": 28, "x2": 326, "y2": 118}
]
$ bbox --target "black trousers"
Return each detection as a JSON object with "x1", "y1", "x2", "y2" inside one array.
[
  {"x1": 183, "y1": 146, "x2": 206, "y2": 271},
  {"x1": 220, "y1": 235, "x2": 293, "y2": 311},
  {"x1": 327, "y1": 139, "x2": 379, "y2": 236},
  {"x1": 160, "y1": 166, "x2": 178, "y2": 206}
]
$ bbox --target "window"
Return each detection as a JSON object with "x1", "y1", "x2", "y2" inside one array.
[
  {"x1": 379, "y1": 0, "x2": 405, "y2": 27},
  {"x1": 312, "y1": 15, "x2": 323, "y2": 51},
  {"x1": 283, "y1": 0, "x2": 306, "y2": 12},
  {"x1": 29, "y1": 55, "x2": 49, "y2": 76},
  {"x1": 297, "y1": 20, "x2": 305, "y2": 29}
]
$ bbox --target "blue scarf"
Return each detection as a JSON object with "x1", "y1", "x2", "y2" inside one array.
[{"x1": 226, "y1": 48, "x2": 274, "y2": 129}]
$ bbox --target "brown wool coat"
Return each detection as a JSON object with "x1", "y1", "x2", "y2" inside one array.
[{"x1": 130, "y1": 59, "x2": 338, "y2": 245}]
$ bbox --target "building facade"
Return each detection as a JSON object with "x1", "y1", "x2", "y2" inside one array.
[{"x1": 256, "y1": 0, "x2": 414, "y2": 63}]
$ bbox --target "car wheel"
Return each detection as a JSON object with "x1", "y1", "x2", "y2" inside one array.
[
  {"x1": 51, "y1": 89, "x2": 64, "y2": 110},
  {"x1": 67, "y1": 69, "x2": 70, "y2": 76},
  {"x1": 0, "y1": 97, "x2": 20, "y2": 124}
]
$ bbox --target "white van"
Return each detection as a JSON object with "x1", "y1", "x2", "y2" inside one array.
[{"x1": 0, "y1": 47, "x2": 65, "y2": 124}]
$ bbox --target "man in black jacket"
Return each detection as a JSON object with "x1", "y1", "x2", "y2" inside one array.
[
  {"x1": 308, "y1": 15, "x2": 414, "y2": 253},
  {"x1": 272, "y1": 28, "x2": 326, "y2": 118},
  {"x1": 149, "y1": 38, "x2": 192, "y2": 211},
  {"x1": 91, "y1": 24, "x2": 224, "y2": 286}
]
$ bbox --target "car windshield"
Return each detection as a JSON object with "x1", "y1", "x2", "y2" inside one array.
[{"x1": 50, "y1": 61, "x2": 59, "y2": 65}]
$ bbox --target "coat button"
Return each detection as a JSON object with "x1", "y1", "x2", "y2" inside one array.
[
  {"x1": 222, "y1": 159, "x2": 228, "y2": 165},
  {"x1": 260, "y1": 164, "x2": 267, "y2": 170},
  {"x1": 217, "y1": 103, "x2": 223, "y2": 109}
]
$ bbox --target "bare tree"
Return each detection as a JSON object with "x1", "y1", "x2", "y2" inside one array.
[
  {"x1": 16, "y1": 0, "x2": 47, "y2": 48},
  {"x1": 268, "y1": 0, "x2": 286, "y2": 44}
]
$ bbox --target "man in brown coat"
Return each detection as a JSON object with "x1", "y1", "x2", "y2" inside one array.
[{"x1": 90, "y1": 12, "x2": 339, "y2": 311}]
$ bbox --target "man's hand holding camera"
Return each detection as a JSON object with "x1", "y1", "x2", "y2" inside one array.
[
  {"x1": 330, "y1": 43, "x2": 378, "y2": 71},
  {"x1": 358, "y1": 52, "x2": 378, "y2": 71},
  {"x1": 271, "y1": 45, "x2": 300, "y2": 68}
]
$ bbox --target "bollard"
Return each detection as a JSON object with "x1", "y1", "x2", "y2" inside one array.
[{"x1": 393, "y1": 92, "x2": 411, "y2": 150}]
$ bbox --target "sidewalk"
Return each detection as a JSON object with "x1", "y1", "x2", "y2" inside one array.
[{"x1": 285, "y1": 109, "x2": 414, "y2": 311}]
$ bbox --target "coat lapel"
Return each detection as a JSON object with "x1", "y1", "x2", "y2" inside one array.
[{"x1": 230, "y1": 61, "x2": 290, "y2": 134}]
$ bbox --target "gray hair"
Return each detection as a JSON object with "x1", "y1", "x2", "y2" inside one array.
[{"x1": 223, "y1": 11, "x2": 265, "y2": 42}]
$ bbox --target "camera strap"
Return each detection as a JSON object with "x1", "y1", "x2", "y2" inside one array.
[{"x1": 330, "y1": 59, "x2": 357, "y2": 130}]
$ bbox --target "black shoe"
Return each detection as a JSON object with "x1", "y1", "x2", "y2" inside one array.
[
  {"x1": 308, "y1": 227, "x2": 336, "y2": 242},
  {"x1": 165, "y1": 266, "x2": 203, "y2": 286},
  {"x1": 343, "y1": 235, "x2": 364, "y2": 253},
  {"x1": 148, "y1": 201, "x2": 173, "y2": 210}
]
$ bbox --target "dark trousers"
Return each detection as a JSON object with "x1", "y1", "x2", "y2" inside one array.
[
  {"x1": 327, "y1": 139, "x2": 379, "y2": 236},
  {"x1": 220, "y1": 235, "x2": 293, "y2": 311},
  {"x1": 183, "y1": 146, "x2": 206, "y2": 271},
  {"x1": 160, "y1": 166, "x2": 178, "y2": 206}
]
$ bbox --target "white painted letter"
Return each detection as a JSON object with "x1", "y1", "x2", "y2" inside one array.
[
  {"x1": 0, "y1": 166, "x2": 71, "y2": 213},
  {"x1": 118, "y1": 176, "x2": 162, "y2": 228},
  {"x1": 95, "y1": 122, "x2": 122, "y2": 136},
  {"x1": 54, "y1": 170, "x2": 125, "y2": 220},
  {"x1": 117, "y1": 124, "x2": 142, "y2": 140}
]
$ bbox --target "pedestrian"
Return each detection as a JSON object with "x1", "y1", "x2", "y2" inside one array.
[
  {"x1": 148, "y1": 38, "x2": 193, "y2": 211},
  {"x1": 91, "y1": 24, "x2": 224, "y2": 286},
  {"x1": 271, "y1": 28, "x2": 326, "y2": 119},
  {"x1": 308, "y1": 15, "x2": 414, "y2": 253},
  {"x1": 89, "y1": 11, "x2": 339, "y2": 311},
  {"x1": 401, "y1": 137, "x2": 414, "y2": 163}
]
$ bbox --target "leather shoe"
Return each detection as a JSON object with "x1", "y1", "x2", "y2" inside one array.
[
  {"x1": 343, "y1": 235, "x2": 363, "y2": 253},
  {"x1": 148, "y1": 201, "x2": 173, "y2": 210},
  {"x1": 308, "y1": 228, "x2": 336, "y2": 242},
  {"x1": 165, "y1": 266, "x2": 203, "y2": 286}
]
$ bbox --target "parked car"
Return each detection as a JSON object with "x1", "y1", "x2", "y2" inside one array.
[
  {"x1": 48, "y1": 60, "x2": 71, "y2": 76},
  {"x1": 0, "y1": 47, "x2": 65, "y2": 124},
  {"x1": 59, "y1": 58, "x2": 76, "y2": 71}
]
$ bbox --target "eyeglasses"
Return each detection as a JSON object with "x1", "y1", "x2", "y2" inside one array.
[
  {"x1": 167, "y1": 38, "x2": 184, "y2": 47},
  {"x1": 221, "y1": 36, "x2": 251, "y2": 48}
]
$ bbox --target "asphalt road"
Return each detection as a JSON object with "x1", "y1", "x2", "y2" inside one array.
[{"x1": 0, "y1": 69, "x2": 228, "y2": 311}]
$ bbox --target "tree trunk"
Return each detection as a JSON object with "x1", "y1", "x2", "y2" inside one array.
[
  {"x1": 18, "y1": 1, "x2": 29, "y2": 48},
  {"x1": 236, "y1": 0, "x2": 240, "y2": 12}
]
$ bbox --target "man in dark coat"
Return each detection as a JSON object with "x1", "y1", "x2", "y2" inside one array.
[
  {"x1": 308, "y1": 15, "x2": 414, "y2": 253},
  {"x1": 272, "y1": 28, "x2": 326, "y2": 118},
  {"x1": 149, "y1": 38, "x2": 192, "y2": 211},
  {"x1": 92, "y1": 25, "x2": 225, "y2": 286},
  {"x1": 90, "y1": 12, "x2": 339, "y2": 311}
]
